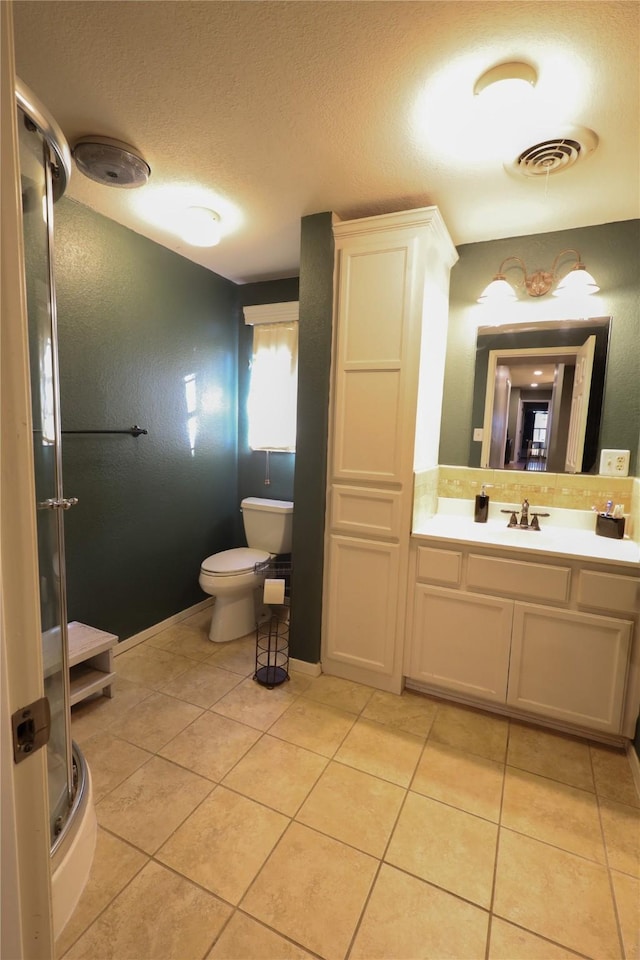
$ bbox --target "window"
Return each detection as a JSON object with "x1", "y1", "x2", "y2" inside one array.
[{"x1": 244, "y1": 302, "x2": 299, "y2": 452}]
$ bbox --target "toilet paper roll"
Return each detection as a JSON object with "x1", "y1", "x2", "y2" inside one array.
[{"x1": 263, "y1": 578, "x2": 285, "y2": 605}]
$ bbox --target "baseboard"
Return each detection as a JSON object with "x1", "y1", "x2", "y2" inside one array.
[
  {"x1": 626, "y1": 741, "x2": 640, "y2": 801},
  {"x1": 289, "y1": 657, "x2": 322, "y2": 678},
  {"x1": 114, "y1": 599, "x2": 214, "y2": 656}
]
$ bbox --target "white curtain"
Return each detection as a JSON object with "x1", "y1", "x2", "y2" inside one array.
[{"x1": 247, "y1": 321, "x2": 298, "y2": 451}]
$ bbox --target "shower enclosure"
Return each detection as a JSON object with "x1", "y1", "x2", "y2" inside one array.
[{"x1": 16, "y1": 79, "x2": 96, "y2": 934}]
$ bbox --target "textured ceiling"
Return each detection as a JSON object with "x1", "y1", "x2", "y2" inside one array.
[{"x1": 12, "y1": 0, "x2": 640, "y2": 283}]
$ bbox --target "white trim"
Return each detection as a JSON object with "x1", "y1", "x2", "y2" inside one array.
[
  {"x1": 243, "y1": 301, "x2": 299, "y2": 326},
  {"x1": 289, "y1": 657, "x2": 322, "y2": 678},
  {"x1": 114, "y1": 599, "x2": 215, "y2": 656},
  {"x1": 626, "y1": 741, "x2": 640, "y2": 802}
]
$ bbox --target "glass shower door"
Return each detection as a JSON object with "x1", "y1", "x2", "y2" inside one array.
[{"x1": 18, "y1": 108, "x2": 74, "y2": 844}]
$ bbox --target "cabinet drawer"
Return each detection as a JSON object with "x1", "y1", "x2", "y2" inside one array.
[
  {"x1": 467, "y1": 554, "x2": 571, "y2": 604},
  {"x1": 330, "y1": 486, "x2": 403, "y2": 539},
  {"x1": 416, "y1": 546, "x2": 462, "y2": 586},
  {"x1": 577, "y1": 571, "x2": 640, "y2": 615}
]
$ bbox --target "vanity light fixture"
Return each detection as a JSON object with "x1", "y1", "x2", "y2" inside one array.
[
  {"x1": 477, "y1": 249, "x2": 599, "y2": 303},
  {"x1": 179, "y1": 206, "x2": 222, "y2": 247}
]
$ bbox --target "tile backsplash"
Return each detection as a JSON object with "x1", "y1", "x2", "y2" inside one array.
[{"x1": 412, "y1": 466, "x2": 638, "y2": 541}]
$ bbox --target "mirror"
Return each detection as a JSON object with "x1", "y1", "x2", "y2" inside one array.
[{"x1": 470, "y1": 317, "x2": 611, "y2": 473}]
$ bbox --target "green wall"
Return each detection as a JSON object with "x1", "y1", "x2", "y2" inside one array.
[
  {"x1": 237, "y1": 278, "x2": 299, "y2": 509},
  {"x1": 55, "y1": 199, "x2": 239, "y2": 641},
  {"x1": 290, "y1": 213, "x2": 335, "y2": 664},
  {"x1": 441, "y1": 220, "x2": 640, "y2": 473}
]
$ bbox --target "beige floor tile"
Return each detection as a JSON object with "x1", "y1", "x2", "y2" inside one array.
[
  {"x1": 222, "y1": 734, "x2": 327, "y2": 816},
  {"x1": 361, "y1": 688, "x2": 438, "y2": 738},
  {"x1": 488, "y1": 917, "x2": 583, "y2": 959},
  {"x1": 114, "y1": 644, "x2": 195, "y2": 689},
  {"x1": 268, "y1": 698, "x2": 356, "y2": 757},
  {"x1": 206, "y1": 635, "x2": 256, "y2": 676},
  {"x1": 591, "y1": 743, "x2": 640, "y2": 808},
  {"x1": 107, "y1": 690, "x2": 202, "y2": 751},
  {"x1": 159, "y1": 710, "x2": 261, "y2": 781},
  {"x1": 301, "y1": 674, "x2": 374, "y2": 714},
  {"x1": 61, "y1": 860, "x2": 230, "y2": 960},
  {"x1": 96, "y1": 755, "x2": 213, "y2": 853},
  {"x1": 296, "y1": 760, "x2": 405, "y2": 857},
  {"x1": 611, "y1": 870, "x2": 640, "y2": 960},
  {"x1": 69, "y1": 677, "x2": 152, "y2": 743},
  {"x1": 334, "y1": 717, "x2": 424, "y2": 786},
  {"x1": 281, "y1": 669, "x2": 313, "y2": 697},
  {"x1": 146, "y1": 622, "x2": 213, "y2": 660},
  {"x1": 502, "y1": 767, "x2": 605, "y2": 862},
  {"x1": 78, "y1": 732, "x2": 152, "y2": 802},
  {"x1": 386, "y1": 791, "x2": 497, "y2": 908},
  {"x1": 412, "y1": 741, "x2": 504, "y2": 822},
  {"x1": 599, "y1": 797, "x2": 640, "y2": 877},
  {"x1": 55, "y1": 829, "x2": 147, "y2": 957},
  {"x1": 212, "y1": 676, "x2": 298, "y2": 731},
  {"x1": 350, "y1": 862, "x2": 489, "y2": 960},
  {"x1": 494, "y1": 828, "x2": 620, "y2": 959},
  {"x1": 206, "y1": 912, "x2": 314, "y2": 959},
  {"x1": 507, "y1": 722, "x2": 594, "y2": 791},
  {"x1": 181, "y1": 606, "x2": 215, "y2": 630},
  {"x1": 430, "y1": 701, "x2": 509, "y2": 762},
  {"x1": 241, "y1": 822, "x2": 377, "y2": 960},
  {"x1": 159, "y1": 661, "x2": 242, "y2": 708},
  {"x1": 157, "y1": 786, "x2": 288, "y2": 905}
]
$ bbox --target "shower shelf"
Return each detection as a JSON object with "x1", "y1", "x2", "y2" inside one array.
[{"x1": 67, "y1": 621, "x2": 118, "y2": 707}]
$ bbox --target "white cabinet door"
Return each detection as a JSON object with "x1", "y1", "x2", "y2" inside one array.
[
  {"x1": 508, "y1": 603, "x2": 632, "y2": 734},
  {"x1": 324, "y1": 535, "x2": 401, "y2": 678},
  {"x1": 409, "y1": 585, "x2": 513, "y2": 703}
]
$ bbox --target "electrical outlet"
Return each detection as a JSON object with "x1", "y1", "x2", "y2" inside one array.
[
  {"x1": 473, "y1": 428, "x2": 484, "y2": 442},
  {"x1": 599, "y1": 449, "x2": 630, "y2": 477}
]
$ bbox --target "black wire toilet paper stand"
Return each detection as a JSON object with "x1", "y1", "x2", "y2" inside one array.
[{"x1": 253, "y1": 556, "x2": 291, "y2": 688}]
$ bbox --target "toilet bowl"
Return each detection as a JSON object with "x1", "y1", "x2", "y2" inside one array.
[{"x1": 199, "y1": 498, "x2": 293, "y2": 643}]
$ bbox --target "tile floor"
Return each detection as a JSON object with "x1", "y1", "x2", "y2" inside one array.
[{"x1": 59, "y1": 608, "x2": 640, "y2": 960}]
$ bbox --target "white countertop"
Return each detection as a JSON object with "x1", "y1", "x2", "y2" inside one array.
[{"x1": 412, "y1": 501, "x2": 640, "y2": 568}]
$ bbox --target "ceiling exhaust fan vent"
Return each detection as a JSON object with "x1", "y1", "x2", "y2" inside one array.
[
  {"x1": 507, "y1": 127, "x2": 599, "y2": 178},
  {"x1": 72, "y1": 136, "x2": 150, "y2": 188}
]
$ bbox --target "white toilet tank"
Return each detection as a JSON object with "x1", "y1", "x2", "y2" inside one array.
[{"x1": 241, "y1": 497, "x2": 293, "y2": 554}]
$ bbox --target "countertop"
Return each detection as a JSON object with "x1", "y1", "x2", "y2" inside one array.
[{"x1": 412, "y1": 501, "x2": 640, "y2": 569}]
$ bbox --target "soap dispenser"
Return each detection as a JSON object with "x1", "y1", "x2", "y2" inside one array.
[{"x1": 474, "y1": 484, "x2": 490, "y2": 523}]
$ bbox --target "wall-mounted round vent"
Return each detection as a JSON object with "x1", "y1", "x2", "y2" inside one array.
[
  {"x1": 506, "y1": 126, "x2": 598, "y2": 178},
  {"x1": 72, "y1": 136, "x2": 150, "y2": 188}
]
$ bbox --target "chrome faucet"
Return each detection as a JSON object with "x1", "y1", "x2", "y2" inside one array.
[{"x1": 519, "y1": 498, "x2": 530, "y2": 528}]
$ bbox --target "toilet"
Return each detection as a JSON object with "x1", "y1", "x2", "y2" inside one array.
[{"x1": 199, "y1": 497, "x2": 293, "y2": 643}]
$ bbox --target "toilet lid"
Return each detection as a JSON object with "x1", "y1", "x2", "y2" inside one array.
[{"x1": 201, "y1": 547, "x2": 270, "y2": 576}]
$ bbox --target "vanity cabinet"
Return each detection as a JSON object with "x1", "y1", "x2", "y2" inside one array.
[
  {"x1": 406, "y1": 541, "x2": 638, "y2": 738},
  {"x1": 321, "y1": 208, "x2": 457, "y2": 692}
]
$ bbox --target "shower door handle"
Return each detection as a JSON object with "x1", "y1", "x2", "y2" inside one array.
[{"x1": 38, "y1": 497, "x2": 79, "y2": 510}]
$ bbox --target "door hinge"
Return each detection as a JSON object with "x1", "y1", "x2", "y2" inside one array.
[{"x1": 12, "y1": 696, "x2": 51, "y2": 764}]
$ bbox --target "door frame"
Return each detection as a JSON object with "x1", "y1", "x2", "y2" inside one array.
[{"x1": 1, "y1": 3, "x2": 54, "y2": 956}]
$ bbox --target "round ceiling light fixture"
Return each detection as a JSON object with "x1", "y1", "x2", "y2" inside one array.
[
  {"x1": 72, "y1": 136, "x2": 150, "y2": 188},
  {"x1": 179, "y1": 207, "x2": 222, "y2": 247},
  {"x1": 474, "y1": 61, "x2": 537, "y2": 97}
]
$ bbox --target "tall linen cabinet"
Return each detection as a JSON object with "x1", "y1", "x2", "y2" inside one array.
[{"x1": 322, "y1": 207, "x2": 458, "y2": 692}]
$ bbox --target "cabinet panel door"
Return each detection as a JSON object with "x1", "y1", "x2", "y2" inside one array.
[
  {"x1": 330, "y1": 486, "x2": 403, "y2": 540},
  {"x1": 331, "y1": 238, "x2": 420, "y2": 485},
  {"x1": 508, "y1": 603, "x2": 632, "y2": 734},
  {"x1": 409, "y1": 585, "x2": 513, "y2": 703},
  {"x1": 324, "y1": 535, "x2": 400, "y2": 676}
]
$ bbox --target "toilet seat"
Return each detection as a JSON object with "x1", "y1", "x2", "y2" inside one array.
[{"x1": 200, "y1": 547, "x2": 270, "y2": 577}]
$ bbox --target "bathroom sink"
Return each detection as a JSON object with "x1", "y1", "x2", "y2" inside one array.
[{"x1": 413, "y1": 503, "x2": 639, "y2": 566}]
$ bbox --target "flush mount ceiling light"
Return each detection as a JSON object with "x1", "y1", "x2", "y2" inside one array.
[
  {"x1": 474, "y1": 61, "x2": 537, "y2": 97},
  {"x1": 477, "y1": 249, "x2": 599, "y2": 303},
  {"x1": 179, "y1": 207, "x2": 222, "y2": 247},
  {"x1": 73, "y1": 136, "x2": 150, "y2": 188}
]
